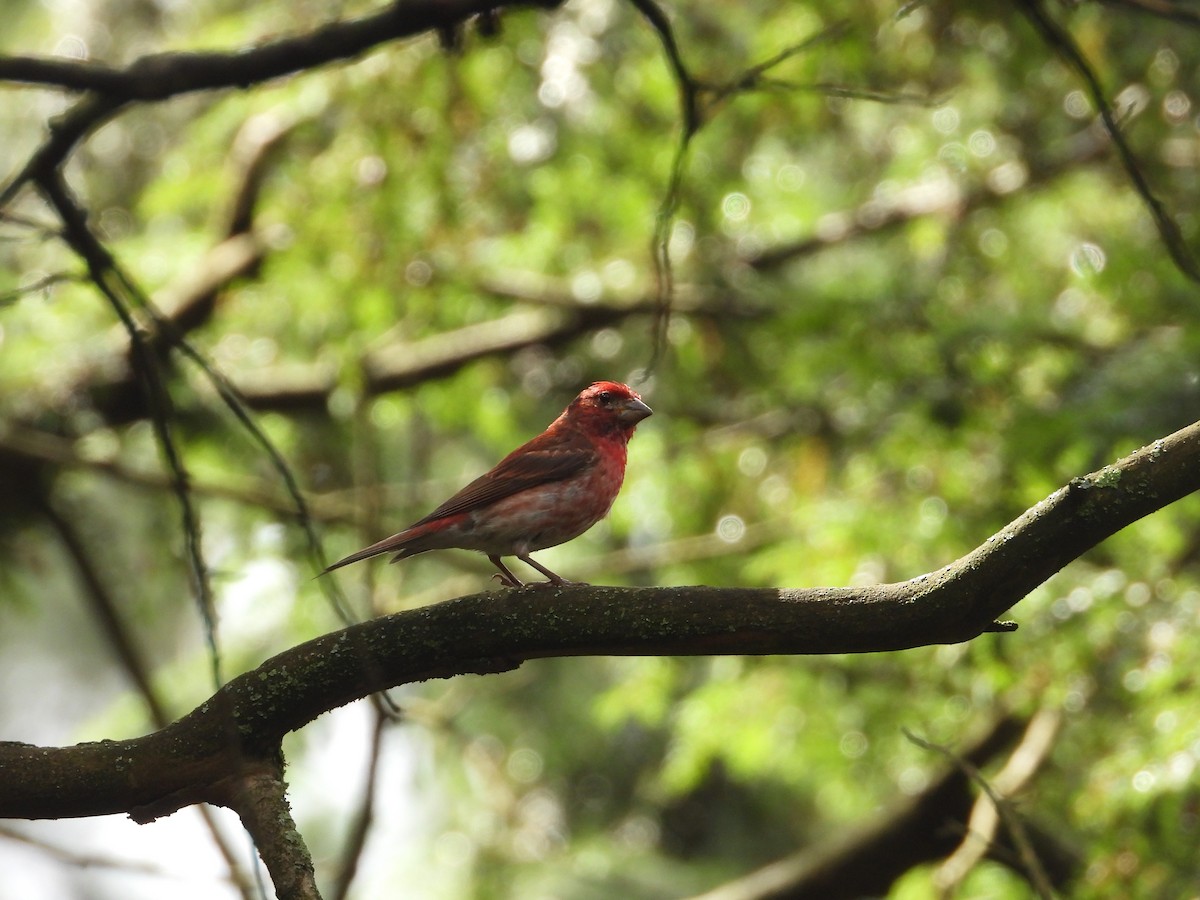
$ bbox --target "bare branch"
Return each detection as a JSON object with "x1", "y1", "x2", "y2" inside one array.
[
  {"x1": 687, "y1": 715, "x2": 1025, "y2": 900},
  {"x1": 625, "y1": 0, "x2": 700, "y2": 365},
  {"x1": 36, "y1": 463, "x2": 261, "y2": 900},
  {"x1": 36, "y1": 169, "x2": 223, "y2": 690},
  {"x1": 615, "y1": 13, "x2": 868, "y2": 366},
  {"x1": 359, "y1": 296, "x2": 744, "y2": 396},
  {"x1": 691, "y1": 722, "x2": 1078, "y2": 899},
  {"x1": 0, "y1": 1, "x2": 564, "y2": 206},
  {"x1": 904, "y1": 730, "x2": 1054, "y2": 899},
  {"x1": 35, "y1": 139, "x2": 355, "y2": 626},
  {"x1": 934, "y1": 709, "x2": 1063, "y2": 898},
  {"x1": 50, "y1": 268, "x2": 754, "y2": 418},
  {"x1": 0, "y1": 271, "x2": 79, "y2": 306},
  {"x1": 1015, "y1": 0, "x2": 1200, "y2": 283},
  {"x1": 752, "y1": 80, "x2": 942, "y2": 106},
  {"x1": 0, "y1": 209, "x2": 61, "y2": 235},
  {"x1": 0, "y1": 93, "x2": 125, "y2": 208},
  {"x1": 40, "y1": 498, "x2": 171, "y2": 726},
  {"x1": 0, "y1": 423, "x2": 351, "y2": 523},
  {"x1": 215, "y1": 764, "x2": 322, "y2": 900},
  {"x1": 705, "y1": 21, "x2": 852, "y2": 108},
  {"x1": 0, "y1": 0, "x2": 563, "y2": 100},
  {"x1": 0, "y1": 56, "x2": 134, "y2": 93},
  {"x1": 141, "y1": 233, "x2": 265, "y2": 346},
  {"x1": 225, "y1": 113, "x2": 301, "y2": 237},
  {"x1": 747, "y1": 137, "x2": 1110, "y2": 271},
  {"x1": 0, "y1": 824, "x2": 176, "y2": 878},
  {"x1": 626, "y1": 0, "x2": 700, "y2": 136}
]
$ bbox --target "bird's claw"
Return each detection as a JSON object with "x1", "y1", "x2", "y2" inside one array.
[{"x1": 491, "y1": 573, "x2": 523, "y2": 589}]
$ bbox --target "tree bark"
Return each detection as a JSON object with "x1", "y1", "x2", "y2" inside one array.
[{"x1": 1, "y1": 419, "x2": 1197, "y2": 822}]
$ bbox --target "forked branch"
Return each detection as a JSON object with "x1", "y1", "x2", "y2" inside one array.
[{"x1": 1, "y1": 418, "x2": 1197, "y2": 824}]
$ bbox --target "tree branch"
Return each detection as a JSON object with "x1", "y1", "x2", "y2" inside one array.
[
  {"x1": 235, "y1": 290, "x2": 757, "y2": 411},
  {"x1": 214, "y1": 761, "x2": 322, "y2": 900},
  {"x1": 360, "y1": 295, "x2": 746, "y2": 395},
  {"x1": 39, "y1": 499, "x2": 172, "y2": 727},
  {"x1": 1015, "y1": 0, "x2": 1200, "y2": 283},
  {"x1": 0, "y1": 93, "x2": 125, "y2": 208},
  {"x1": 932, "y1": 708, "x2": 1063, "y2": 898},
  {"x1": 36, "y1": 168, "x2": 224, "y2": 690},
  {"x1": 0, "y1": 0, "x2": 562, "y2": 100},
  {"x1": 687, "y1": 715, "x2": 1024, "y2": 900},
  {"x1": 689, "y1": 712, "x2": 1078, "y2": 900},
  {"x1": 1, "y1": 418, "x2": 1197, "y2": 822},
  {"x1": 747, "y1": 136, "x2": 1109, "y2": 271},
  {"x1": 0, "y1": 0, "x2": 564, "y2": 206},
  {"x1": 38, "y1": 496, "x2": 262, "y2": 900}
]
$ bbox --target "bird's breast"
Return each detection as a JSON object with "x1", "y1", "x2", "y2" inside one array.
[{"x1": 451, "y1": 439, "x2": 628, "y2": 555}]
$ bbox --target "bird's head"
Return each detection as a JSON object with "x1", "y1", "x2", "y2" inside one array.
[{"x1": 568, "y1": 381, "x2": 653, "y2": 436}]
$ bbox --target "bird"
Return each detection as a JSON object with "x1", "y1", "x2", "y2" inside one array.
[{"x1": 324, "y1": 381, "x2": 652, "y2": 586}]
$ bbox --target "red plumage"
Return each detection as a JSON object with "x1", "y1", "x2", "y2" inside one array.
[{"x1": 324, "y1": 381, "x2": 652, "y2": 586}]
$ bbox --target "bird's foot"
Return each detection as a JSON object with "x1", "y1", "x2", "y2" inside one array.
[{"x1": 491, "y1": 573, "x2": 524, "y2": 588}]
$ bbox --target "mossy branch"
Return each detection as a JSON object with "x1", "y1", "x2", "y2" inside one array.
[{"x1": 1, "y1": 418, "x2": 1197, "y2": 824}]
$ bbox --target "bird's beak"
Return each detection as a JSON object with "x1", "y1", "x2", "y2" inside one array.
[{"x1": 618, "y1": 396, "x2": 653, "y2": 424}]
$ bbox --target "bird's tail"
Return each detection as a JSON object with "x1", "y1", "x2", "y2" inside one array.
[{"x1": 322, "y1": 524, "x2": 436, "y2": 574}]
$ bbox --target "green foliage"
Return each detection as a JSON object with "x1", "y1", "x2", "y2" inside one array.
[{"x1": 2, "y1": 0, "x2": 1200, "y2": 897}]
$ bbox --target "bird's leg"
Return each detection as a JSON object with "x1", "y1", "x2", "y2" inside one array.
[
  {"x1": 488, "y1": 555, "x2": 524, "y2": 588},
  {"x1": 519, "y1": 554, "x2": 585, "y2": 586}
]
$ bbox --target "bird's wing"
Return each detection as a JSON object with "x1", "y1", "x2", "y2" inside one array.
[
  {"x1": 321, "y1": 438, "x2": 594, "y2": 573},
  {"x1": 413, "y1": 429, "x2": 596, "y2": 525}
]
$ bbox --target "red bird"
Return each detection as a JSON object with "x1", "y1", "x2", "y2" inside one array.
[{"x1": 325, "y1": 382, "x2": 652, "y2": 586}]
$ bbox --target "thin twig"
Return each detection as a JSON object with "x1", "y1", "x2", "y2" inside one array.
[
  {"x1": 935, "y1": 709, "x2": 1063, "y2": 897},
  {"x1": 38, "y1": 497, "x2": 260, "y2": 900},
  {"x1": 752, "y1": 80, "x2": 943, "y2": 106},
  {"x1": 40, "y1": 498, "x2": 171, "y2": 725},
  {"x1": 0, "y1": 271, "x2": 80, "y2": 305},
  {"x1": 0, "y1": 425, "x2": 354, "y2": 523},
  {"x1": 625, "y1": 0, "x2": 701, "y2": 368},
  {"x1": 35, "y1": 169, "x2": 223, "y2": 692},
  {"x1": 625, "y1": 0, "x2": 700, "y2": 135},
  {"x1": 904, "y1": 729, "x2": 1057, "y2": 900},
  {"x1": 687, "y1": 714, "x2": 1026, "y2": 900},
  {"x1": 33, "y1": 208, "x2": 259, "y2": 896},
  {"x1": 0, "y1": 1, "x2": 565, "y2": 207},
  {"x1": 0, "y1": 824, "x2": 179, "y2": 878},
  {"x1": 104, "y1": 247, "x2": 359, "y2": 628},
  {"x1": 38, "y1": 156, "x2": 356, "y2": 628},
  {"x1": 621, "y1": 10, "x2": 856, "y2": 369},
  {"x1": 646, "y1": 133, "x2": 691, "y2": 369},
  {"x1": 0, "y1": 209, "x2": 62, "y2": 235},
  {"x1": 706, "y1": 21, "x2": 851, "y2": 107},
  {"x1": 1015, "y1": 0, "x2": 1200, "y2": 283},
  {"x1": 747, "y1": 133, "x2": 1111, "y2": 271},
  {"x1": 0, "y1": 93, "x2": 125, "y2": 208},
  {"x1": 26, "y1": 196, "x2": 252, "y2": 899}
]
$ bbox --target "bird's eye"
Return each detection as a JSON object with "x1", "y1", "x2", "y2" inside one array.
[{"x1": 597, "y1": 390, "x2": 615, "y2": 405}]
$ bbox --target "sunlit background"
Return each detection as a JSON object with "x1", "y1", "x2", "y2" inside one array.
[{"x1": 2, "y1": 0, "x2": 1200, "y2": 897}]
